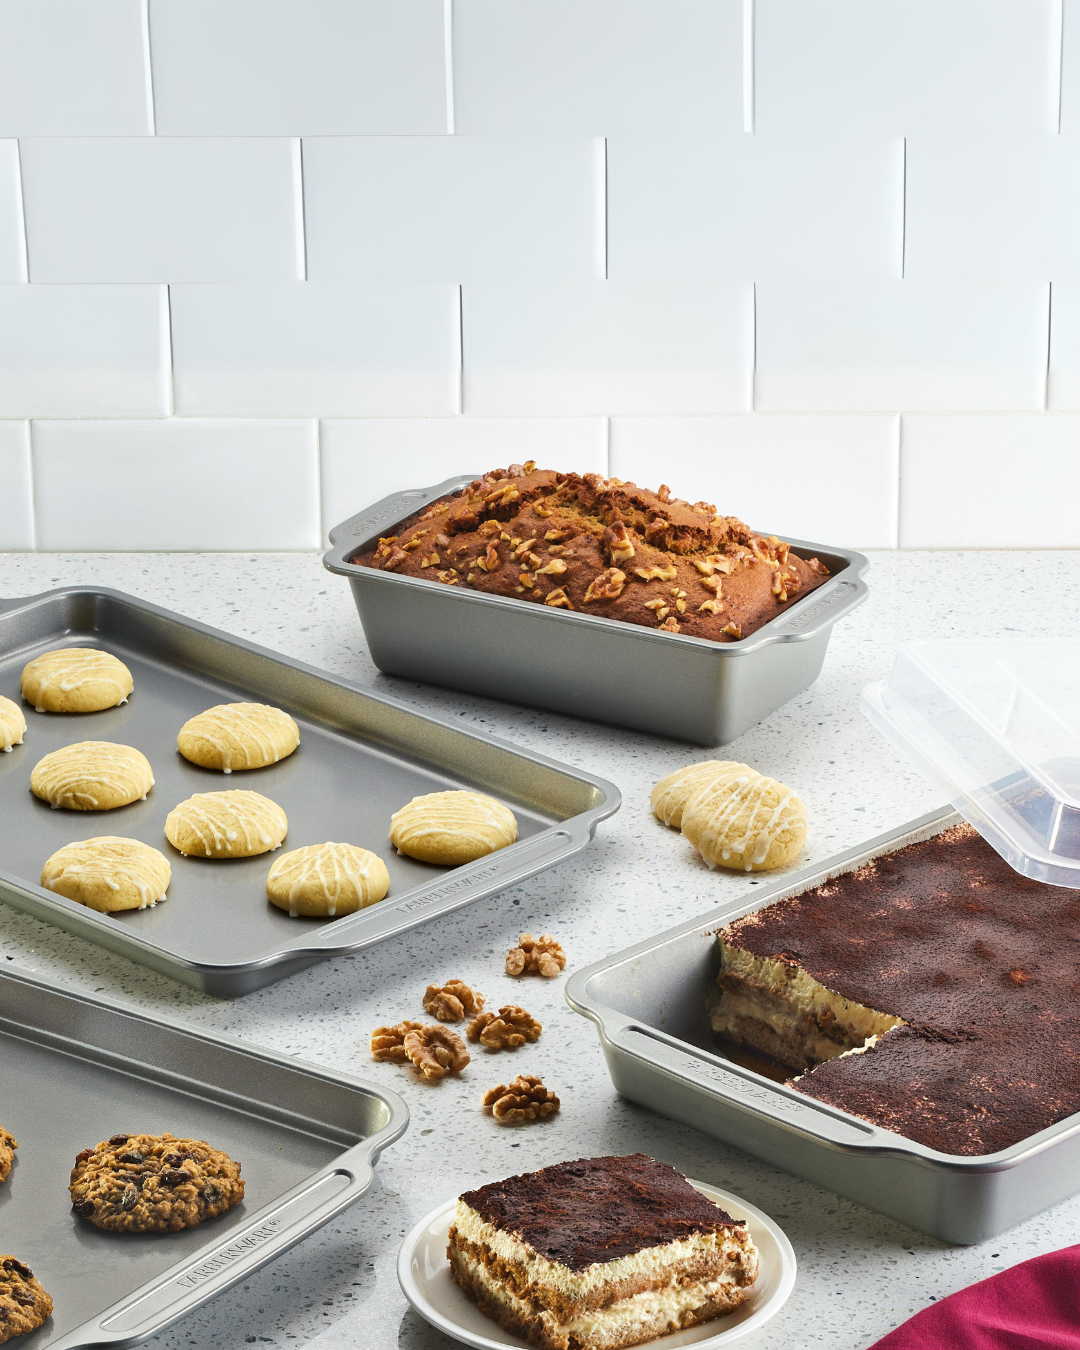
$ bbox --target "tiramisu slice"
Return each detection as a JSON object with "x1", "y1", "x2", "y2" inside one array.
[{"x1": 447, "y1": 1154, "x2": 758, "y2": 1350}]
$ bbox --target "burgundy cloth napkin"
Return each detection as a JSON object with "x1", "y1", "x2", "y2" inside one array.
[{"x1": 868, "y1": 1246, "x2": 1080, "y2": 1349}]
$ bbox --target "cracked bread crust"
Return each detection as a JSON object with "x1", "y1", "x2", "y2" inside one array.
[
  {"x1": 69, "y1": 1131, "x2": 244, "y2": 1233},
  {"x1": 352, "y1": 467, "x2": 829, "y2": 643},
  {"x1": 0, "y1": 1257, "x2": 52, "y2": 1345}
]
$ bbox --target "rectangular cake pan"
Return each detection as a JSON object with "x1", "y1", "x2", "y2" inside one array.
[
  {"x1": 0, "y1": 961, "x2": 407, "y2": 1349},
  {"x1": 323, "y1": 476, "x2": 870, "y2": 746},
  {"x1": 566, "y1": 806, "x2": 1080, "y2": 1245},
  {"x1": 0, "y1": 587, "x2": 619, "y2": 997}
]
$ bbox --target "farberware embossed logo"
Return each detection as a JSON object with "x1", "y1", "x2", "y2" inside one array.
[
  {"x1": 395, "y1": 864, "x2": 501, "y2": 912},
  {"x1": 781, "y1": 581, "x2": 856, "y2": 631},
  {"x1": 176, "y1": 1220, "x2": 282, "y2": 1286}
]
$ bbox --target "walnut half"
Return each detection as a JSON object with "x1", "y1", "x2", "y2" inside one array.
[
  {"x1": 505, "y1": 933, "x2": 566, "y2": 979},
  {"x1": 423, "y1": 980, "x2": 485, "y2": 1022},
  {"x1": 467, "y1": 1005, "x2": 542, "y2": 1049},
  {"x1": 483, "y1": 1074, "x2": 560, "y2": 1122},
  {"x1": 403, "y1": 1024, "x2": 471, "y2": 1080},
  {"x1": 370, "y1": 1020, "x2": 426, "y2": 1063}
]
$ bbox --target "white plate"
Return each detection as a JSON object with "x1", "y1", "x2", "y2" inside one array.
[{"x1": 396, "y1": 1177, "x2": 797, "y2": 1349}]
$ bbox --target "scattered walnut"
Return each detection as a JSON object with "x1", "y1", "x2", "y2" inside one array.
[
  {"x1": 633, "y1": 563, "x2": 678, "y2": 582},
  {"x1": 807, "y1": 556, "x2": 830, "y2": 576},
  {"x1": 722, "y1": 622, "x2": 743, "y2": 639},
  {"x1": 535, "y1": 558, "x2": 567, "y2": 576},
  {"x1": 643, "y1": 597, "x2": 666, "y2": 612},
  {"x1": 477, "y1": 542, "x2": 501, "y2": 572},
  {"x1": 506, "y1": 933, "x2": 566, "y2": 978},
  {"x1": 483, "y1": 1074, "x2": 560, "y2": 1123},
  {"x1": 544, "y1": 529, "x2": 570, "y2": 542},
  {"x1": 373, "y1": 535, "x2": 399, "y2": 560},
  {"x1": 700, "y1": 574, "x2": 722, "y2": 596},
  {"x1": 382, "y1": 547, "x2": 408, "y2": 571},
  {"x1": 698, "y1": 599, "x2": 722, "y2": 614},
  {"x1": 543, "y1": 588, "x2": 573, "y2": 609},
  {"x1": 435, "y1": 533, "x2": 450, "y2": 548},
  {"x1": 435, "y1": 570, "x2": 459, "y2": 585},
  {"x1": 658, "y1": 615, "x2": 681, "y2": 632},
  {"x1": 693, "y1": 554, "x2": 733, "y2": 576},
  {"x1": 513, "y1": 538, "x2": 536, "y2": 557},
  {"x1": 519, "y1": 571, "x2": 536, "y2": 588},
  {"x1": 546, "y1": 544, "x2": 566, "y2": 556},
  {"x1": 675, "y1": 599, "x2": 686, "y2": 613},
  {"x1": 423, "y1": 980, "x2": 485, "y2": 1022},
  {"x1": 522, "y1": 459, "x2": 536, "y2": 473},
  {"x1": 403, "y1": 1024, "x2": 471, "y2": 1080},
  {"x1": 604, "y1": 521, "x2": 636, "y2": 564},
  {"x1": 420, "y1": 551, "x2": 440, "y2": 568},
  {"x1": 480, "y1": 520, "x2": 501, "y2": 536},
  {"x1": 402, "y1": 537, "x2": 425, "y2": 552},
  {"x1": 370, "y1": 1020, "x2": 427, "y2": 1062},
  {"x1": 657, "y1": 484, "x2": 672, "y2": 503},
  {"x1": 534, "y1": 504, "x2": 553, "y2": 518},
  {"x1": 467, "y1": 1004, "x2": 542, "y2": 1049},
  {"x1": 583, "y1": 568, "x2": 627, "y2": 602}
]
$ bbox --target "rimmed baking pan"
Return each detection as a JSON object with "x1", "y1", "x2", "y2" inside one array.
[
  {"x1": 566, "y1": 806, "x2": 1080, "y2": 1244},
  {"x1": 0, "y1": 587, "x2": 619, "y2": 997},
  {"x1": 323, "y1": 475, "x2": 870, "y2": 745},
  {"x1": 0, "y1": 961, "x2": 407, "y2": 1349}
]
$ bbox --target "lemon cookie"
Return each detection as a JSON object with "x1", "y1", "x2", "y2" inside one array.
[
  {"x1": 266, "y1": 842, "x2": 390, "y2": 918},
  {"x1": 165, "y1": 790, "x2": 287, "y2": 858},
  {"x1": 680, "y1": 763, "x2": 807, "y2": 873},
  {"x1": 30, "y1": 741, "x2": 153, "y2": 811},
  {"x1": 177, "y1": 702, "x2": 300, "y2": 774},
  {"x1": 21, "y1": 647, "x2": 133, "y2": 714},
  {"x1": 41, "y1": 836, "x2": 171, "y2": 912},
  {"x1": 650, "y1": 760, "x2": 735, "y2": 829},
  {"x1": 0, "y1": 695, "x2": 25, "y2": 753},
  {"x1": 389, "y1": 790, "x2": 518, "y2": 866}
]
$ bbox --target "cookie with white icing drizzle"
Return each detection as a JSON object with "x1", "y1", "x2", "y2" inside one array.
[
  {"x1": 680, "y1": 762, "x2": 806, "y2": 873},
  {"x1": 0, "y1": 694, "x2": 25, "y2": 752},
  {"x1": 266, "y1": 842, "x2": 390, "y2": 918},
  {"x1": 177, "y1": 702, "x2": 299, "y2": 774},
  {"x1": 389, "y1": 790, "x2": 518, "y2": 866},
  {"x1": 165, "y1": 789, "x2": 287, "y2": 858},
  {"x1": 31, "y1": 741, "x2": 153, "y2": 811},
  {"x1": 651, "y1": 760, "x2": 735, "y2": 830},
  {"x1": 21, "y1": 647, "x2": 133, "y2": 714},
  {"x1": 41, "y1": 836, "x2": 171, "y2": 912}
]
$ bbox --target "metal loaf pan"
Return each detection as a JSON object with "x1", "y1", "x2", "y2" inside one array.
[
  {"x1": 323, "y1": 476, "x2": 870, "y2": 746},
  {"x1": 0, "y1": 962, "x2": 407, "y2": 1349},
  {"x1": 0, "y1": 587, "x2": 619, "y2": 997},
  {"x1": 566, "y1": 807, "x2": 1080, "y2": 1244}
]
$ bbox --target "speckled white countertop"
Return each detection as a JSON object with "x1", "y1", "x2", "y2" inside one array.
[{"x1": 0, "y1": 549, "x2": 1077, "y2": 1350}]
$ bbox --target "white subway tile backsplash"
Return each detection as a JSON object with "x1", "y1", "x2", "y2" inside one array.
[
  {"x1": 755, "y1": 0, "x2": 1058, "y2": 135},
  {"x1": 33, "y1": 420, "x2": 319, "y2": 550},
  {"x1": 171, "y1": 284, "x2": 459, "y2": 416},
  {"x1": 463, "y1": 282, "x2": 752, "y2": 415},
  {"x1": 320, "y1": 417, "x2": 607, "y2": 538},
  {"x1": 0, "y1": 285, "x2": 168, "y2": 417},
  {"x1": 150, "y1": 0, "x2": 446, "y2": 136},
  {"x1": 900, "y1": 415, "x2": 1080, "y2": 547},
  {"x1": 304, "y1": 137, "x2": 600, "y2": 283},
  {"x1": 0, "y1": 0, "x2": 151, "y2": 137},
  {"x1": 453, "y1": 0, "x2": 741, "y2": 135},
  {"x1": 0, "y1": 422, "x2": 33, "y2": 549},
  {"x1": 0, "y1": 141, "x2": 25, "y2": 283},
  {"x1": 607, "y1": 135, "x2": 903, "y2": 280},
  {"x1": 1062, "y1": 0, "x2": 1080, "y2": 133},
  {"x1": 1048, "y1": 283, "x2": 1080, "y2": 409},
  {"x1": 609, "y1": 415, "x2": 899, "y2": 548},
  {"x1": 755, "y1": 280, "x2": 1050, "y2": 412},
  {"x1": 21, "y1": 139, "x2": 301, "y2": 283},
  {"x1": 905, "y1": 137, "x2": 1080, "y2": 280}
]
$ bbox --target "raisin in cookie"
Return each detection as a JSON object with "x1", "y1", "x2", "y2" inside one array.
[
  {"x1": 0, "y1": 1126, "x2": 15, "y2": 1184},
  {"x1": 389, "y1": 790, "x2": 517, "y2": 866},
  {"x1": 69, "y1": 1131, "x2": 245, "y2": 1234},
  {"x1": 31, "y1": 741, "x2": 154, "y2": 811},
  {"x1": 0, "y1": 1257, "x2": 52, "y2": 1344},
  {"x1": 177, "y1": 702, "x2": 299, "y2": 774},
  {"x1": 0, "y1": 696, "x2": 25, "y2": 753},
  {"x1": 21, "y1": 648, "x2": 133, "y2": 714}
]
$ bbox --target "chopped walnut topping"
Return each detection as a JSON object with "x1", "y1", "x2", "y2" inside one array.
[
  {"x1": 544, "y1": 529, "x2": 570, "y2": 542},
  {"x1": 523, "y1": 459, "x2": 536, "y2": 473},
  {"x1": 435, "y1": 570, "x2": 459, "y2": 585},
  {"x1": 534, "y1": 504, "x2": 553, "y2": 518},
  {"x1": 807, "y1": 556, "x2": 830, "y2": 576},
  {"x1": 382, "y1": 547, "x2": 408, "y2": 571},
  {"x1": 583, "y1": 567, "x2": 627, "y2": 602},
  {"x1": 675, "y1": 599, "x2": 686, "y2": 613},
  {"x1": 524, "y1": 551, "x2": 543, "y2": 570},
  {"x1": 420, "y1": 551, "x2": 440, "y2": 568},
  {"x1": 722, "y1": 622, "x2": 743, "y2": 639},
  {"x1": 466, "y1": 572, "x2": 476, "y2": 583},
  {"x1": 633, "y1": 563, "x2": 679, "y2": 582},
  {"x1": 604, "y1": 521, "x2": 636, "y2": 565},
  {"x1": 467, "y1": 1004, "x2": 542, "y2": 1049},
  {"x1": 435, "y1": 533, "x2": 450, "y2": 548},
  {"x1": 657, "y1": 484, "x2": 672, "y2": 503},
  {"x1": 373, "y1": 536, "x2": 399, "y2": 560},
  {"x1": 658, "y1": 615, "x2": 681, "y2": 632},
  {"x1": 700, "y1": 574, "x2": 722, "y2": 596},
  {"x1": 543, "y1": 587, "x2": 573, "y2": 609},
  {"x1": 418, "y1": 504, "x2": 449, "y2": 521},
  {"x1": 656, "y1": 605, "x2": 671, "y2": 619},
  {"x1": 403, "y1": 1024, "x2": 471, "y2": 1080},
  {"x1": 698, "y1": 599, "x2": 722, "y2": 614},
  {"x1": 402, "y1": 537, "x2": 424, "y2": 552},
  {"x1": 483, "y1": 1074, "x2": 560, "y2": 1122},
  {"x1": 506, "y1": 932, "x2": 566, "y2": 978},
  {"x1": 513, "y1": 538, "x2": 536, "y2": 557},
  {"x1": 693, "y1": 554, "x2": 733, "y2": 576},
  {"x1": 423, "y1": 980, "x2": 485, "y2": 1022},
  {"x1": 370, "y1": 1020, "x2": 426, "y2": 1062},
  {"x1": 546, "y1": 544, "x2": 566, "y2": 556},
  {"x1": 535, "y1": 558, "x2": 567, "y2": 576},
  {"x1": 477, "y1": 542, "x2": 501, "y2": 572},
  {"x1": 519, "y1": 572, "x2": 536, "y2": 588},
  {"x1": 643, "y1": 597, "x2": 666, "y2": 612}
]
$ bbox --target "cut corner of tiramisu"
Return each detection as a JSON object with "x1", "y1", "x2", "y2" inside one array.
[{"x1": 447, "y1": 1153, "x2": 759, "y2": 1350}]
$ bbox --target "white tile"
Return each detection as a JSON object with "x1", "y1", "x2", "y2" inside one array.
[
  {"x1": 171, "y1": 284, "x2": 459, "y2": 416},
  {"x1": 463, "y1": 281, "x2": 753, "y2": 415},
  {"x1": 304, "y1": 137, "x2": 600, "y2": 283},
  {"x1": 150, "y1": 0, "x2": 445, "y2": 136},
  {"x1": 905, "y1": 136, "x2": 1080, "y2": 280},
  {"x1": 320, "y1": 417, "x2": 608, "y2": 540},
  {"x1": 453, "y1": 0, "x2": 741, "y2": 135},
  {"x1": 609, "y1": 415, "x2": 899, "y2": 548},
  {"x1": 0, "y1": 421, "x2": 33, "y2": 549},
  {"x1": 0, "y1": 285, "x2": 168, "y2": 417},
  {"x1": 755, "y1": 280, "x2": 1050, "y2": 412},
  {"x1": 20, "y1": 139, "x2": 301, "y2": 283},
  {"x1": 607, "y1": 135, "x2": 903, "y2": 280},
  {"x1": 0, "y1": 141, "x2": 25, "y2": 283},
  {"x1": 0, "y1": 0, "x2": 150, "y2": 136},
  {"x1": 755, "y1": 0, "x2": 1058, "y2": 135},
  {"x1": 33, "y1": 420, "x2": 319, "y2": 550},
  {"x1": 1063, "y1": 0, "x2": 1080, "y2": 134},
  {"x1": 1048, "y1": 283, "x2": 1080, "y2": 409},
  {"x1": 900, "y1": 415, "x2": 1080, "y2": 547}
]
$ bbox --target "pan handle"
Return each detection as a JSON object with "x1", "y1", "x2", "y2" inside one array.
[
  {"x1": 325, "y1": 474, "x2": 480, "y2": 552},
  {"x1": 765, "y1": 575, "x2": 868, "y2": 642}
]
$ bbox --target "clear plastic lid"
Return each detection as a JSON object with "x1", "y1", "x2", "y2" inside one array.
[{"x1": 862, "y1": 640, "x2": 1080, "y2": 888}]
